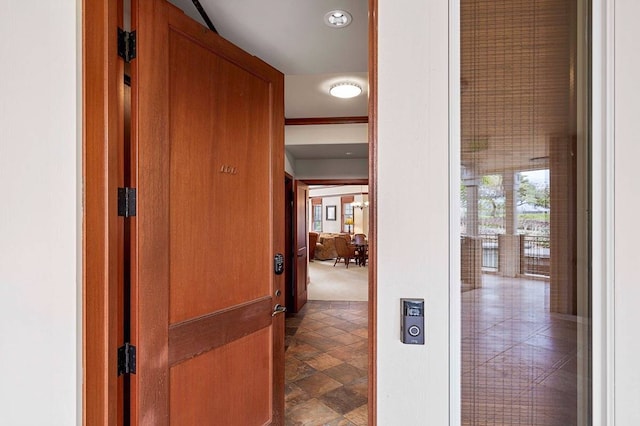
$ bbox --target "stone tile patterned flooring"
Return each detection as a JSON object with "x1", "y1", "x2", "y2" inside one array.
[
  {"x1": 285, "y1": 275, "x2": 587, "y2": 425},
  {"x1": 462, "y1": 274, "x2": 586, "y2": 425},
  {"x1": 285, "y1": 301, "x2": 368, "y2": 426}
]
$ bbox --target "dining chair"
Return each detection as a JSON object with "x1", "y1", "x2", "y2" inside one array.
[{"x1": 333, "y1": 236, "x2": 357, "y2": 268}]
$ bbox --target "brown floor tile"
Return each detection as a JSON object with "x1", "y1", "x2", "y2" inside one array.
[
  {"x1": 314, "y1": 326, "x2": 347, "y2": 338},
  {"x1": 323, "y1": 419, "x2": 357, "y2": 426},
  {"x1": 304, "y1": 353, "x2": 344, "y2": 371},
  {"x1": 346, "y1": 354, "x2": 368, "y2": 371},
  {"x1": 344, "y1": 376, "x2": 368, "y2": 398},
  {"x1": 305, "y1": 311, "x2": 330, "y2": 321},
  {"x1": 285, "y1": 382, "x2": 311, "y2": 406},
  {"x1": 350, "y1": 328, "x2": 369, "y2": 339},
  {"x1": 303, "y1": 336, "x2": 344, "y2": 352},
  {"x1": 319, "y1": 386, "x2": 368, "y2": 415},
  {"x1": 349, "y1": 317, "x2": 368, "y2": 326},
  {"x1": 294, "y1": 372, "x2": 343, "y2": 398},
  {"x1": 343, "y1": 404, "x2": 368, "y2": 426},
  {"x1": 286, "y1": 301, "x2": 369, "y2": 425},
  {"x1": 319, "y1": 316, "x2": 353, "y2": 327},
  {"x1": 326, "y1": 346, "x2": 360, "y2": 362},
  {"x1": 288, "y1": 342, "x2": 323, "y2": 362},
  {"x1": 344, "y1": 340, "x2": 368, "y2": 352},
  {"x1": 323, "y1": 363, "x2": 366, "y2": 385},
  {"x1": 285, "y1": 357, "x2": 317, "y2": 382},
  {"x1": 286, "y1": 316, "x2": 304, "y2": 326},
  {"x1": 285, "y1": 398, "x2": 341, "y2": 426},
  {"x1": 330, "y1": 332, "x2": 364, "y2": 346},
  {"x1": 299, "y1": 319, "x2": 331, "y2": 331}
]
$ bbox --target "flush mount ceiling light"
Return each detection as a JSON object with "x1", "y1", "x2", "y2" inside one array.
[
  {"x1": 329, "y1": 82, "x2": 362, "y2": 98},
  {"x1": 324, "y1": 10, "x2": 353, "y2": 28}
]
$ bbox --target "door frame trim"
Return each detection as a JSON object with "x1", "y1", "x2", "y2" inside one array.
[
  {"x1": 592, "y1": 0, "x2": 615, "y2": 422},
  {"x1": 368, "y1": 0, "x2": 378, "y2": 423},
  {"x1": 82, "y1": 0, "x2": 122, "y2": 423},
  {"x1": 448, "y1": 0, "x2": 461, "y2": 424}
]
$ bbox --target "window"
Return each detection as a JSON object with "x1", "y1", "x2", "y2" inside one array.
[
  {"x1": 311, "y1": 198, "x2": 322, "y2": 232},
  {"x1": 341, "y1": 196, "x2": 354, "y2": 233},
  {"x1": 460, "y1": 0, "x2": 591, "y2": 423}
]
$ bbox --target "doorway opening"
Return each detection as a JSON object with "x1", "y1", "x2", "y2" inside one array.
[{"x1": 284, "y1": 180, "x2": 370, "y2": 425}]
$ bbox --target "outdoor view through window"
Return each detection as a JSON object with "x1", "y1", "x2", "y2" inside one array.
[{"x1": 460, "y1": 0, "x2": 591, "y2": 424}]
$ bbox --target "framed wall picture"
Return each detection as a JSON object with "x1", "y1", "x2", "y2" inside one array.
[{"x1": 326, "y1": 205, "x2": 337, "y2": 221}]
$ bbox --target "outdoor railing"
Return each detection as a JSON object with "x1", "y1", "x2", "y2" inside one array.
[
  {"x1": 462, "y1": 233, "x2": 550, "y2": 277},
  {"x1": 480, "y1": 234, "x2": 499, "y2": 271},
  {"x1": 520, "y1": 235, "x2": 550, "y2": 277}
]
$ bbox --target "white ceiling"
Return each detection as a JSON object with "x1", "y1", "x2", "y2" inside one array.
[
  {"x1": 167, "y1": 0, "x2": 370, "y2": 162},
  {"x1": 168, "y1": 0, "x2": 368, "y2": 76},
  {"x1": 285, "y1": 72, "x2": 368, "y2": 119}
]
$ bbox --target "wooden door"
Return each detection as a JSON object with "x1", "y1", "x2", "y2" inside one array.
[
  {"x1": 284, "y1": 175, "x2": 295, "y2": 312},
  {"x1": 130, "y1": 1, "x2": 285, "y2": 424},
  {"x1": 293, "y1": 181, "x2": 309, "y2": 312}
]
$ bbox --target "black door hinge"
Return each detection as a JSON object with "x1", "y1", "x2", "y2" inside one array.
[
  {"x1": 118, "y1": 187, "x2": 137, "y2": 217},
  {"x1": 118, "y1": 28, "x2": 136, "y2": 63},
  {"x1": 117, "y1": 343, "x2": 137, "y2": 376}
]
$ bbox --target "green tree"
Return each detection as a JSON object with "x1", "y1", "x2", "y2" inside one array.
[
  {"x1": 518, "y1": 175, "x2": 549, "y2": 209},
  {"x1": 517, "y1": 176, "x2": 537, "y2": 206}
]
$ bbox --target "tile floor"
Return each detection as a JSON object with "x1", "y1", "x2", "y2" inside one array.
[
  {"x1": 462, "y1": 274, "x2": 586, "y2": 425},
  {"x1": 284, "y1": 275, "x2": 587, "y2": 425},
  {"x1": 285, "y1": 301, "x2": 368, "y2": 426}
]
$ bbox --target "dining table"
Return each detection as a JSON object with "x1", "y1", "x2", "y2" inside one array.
[{"x1": 351, "y1": 240, "x2": 368, "y2": 266}]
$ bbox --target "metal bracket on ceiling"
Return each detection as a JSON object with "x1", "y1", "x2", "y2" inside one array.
[{"x1": 191, "y1": 0, "x2": 218, "y2": 34}]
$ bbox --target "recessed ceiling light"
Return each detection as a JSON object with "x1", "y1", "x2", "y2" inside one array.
[
  {"x1": 324, "y1": 10, "x2": 352, "y2": 28},
  {"x1": 329, "y1": 82, "x2": 362, "y2": 98},
  {"x1": 345, "y1": 152, "x2": 352, "y2": 156}
]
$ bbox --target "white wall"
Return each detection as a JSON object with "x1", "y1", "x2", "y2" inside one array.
[
  {"x1": 614, "y1": 0, "x2": 640, "y2": 423},
  {"x1": 286, "y1": 123, "x2": 369, "y2": 179},
  {"x1": 285, "y1": 151, "x2": 296, "y2": 176},
  {"x1": 285, "y1": 123, "x2": 367, "y2": 146},
  {"x1": 321, "y1": 196, "x2": 343, "y2": 233},
  {"x1": 0, "y1": 1, "x2": 80, "y2": 425},
  {"x1": 377, "y1": 0, "x2": 450, "y2": 423},
  {"x1": 295, "y1": 158, "x2": 368, "y2": 180},
  {"x1": 308, "y1": 185, "x2": 369, "y2": 198}
]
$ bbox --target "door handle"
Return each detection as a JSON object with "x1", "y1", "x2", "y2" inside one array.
[{"x1": 272, "y1": 304, "x2": 287, "y2": 317}]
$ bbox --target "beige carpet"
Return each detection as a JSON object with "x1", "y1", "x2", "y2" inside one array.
[{"x1": 307, "y1": 259, "x2": 369, "y2": 301}]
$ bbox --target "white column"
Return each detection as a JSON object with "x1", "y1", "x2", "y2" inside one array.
[
  {"x1": 462, "y1": 173, "x2": 479, "y2": 236},
  {"x1": 462, "y1": 173, "x2": 482, "y2": 288},
  {"x1": 499, "y1": 172, "x2": 521, "y2": 277},
  {"x1": 504, "y1": 172, "x2": 517, "y2": 235}
]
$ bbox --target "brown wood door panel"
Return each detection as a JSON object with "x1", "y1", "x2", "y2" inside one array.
[
  {"x1": 170, "y1": 327, "x2": 272, "y2": 425},
  {"x1": 131, "y1": 1, "x2": 284, "y2": 424},
  {"x1": 168, "y1": 27, "x2": 272, "y2": 323},
  {"x1": 293, "y1": 181, "x2": 308, "y2": 312},
  {"x1": 168, "y1": 296, "x2": 272, "y2": 366}
]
